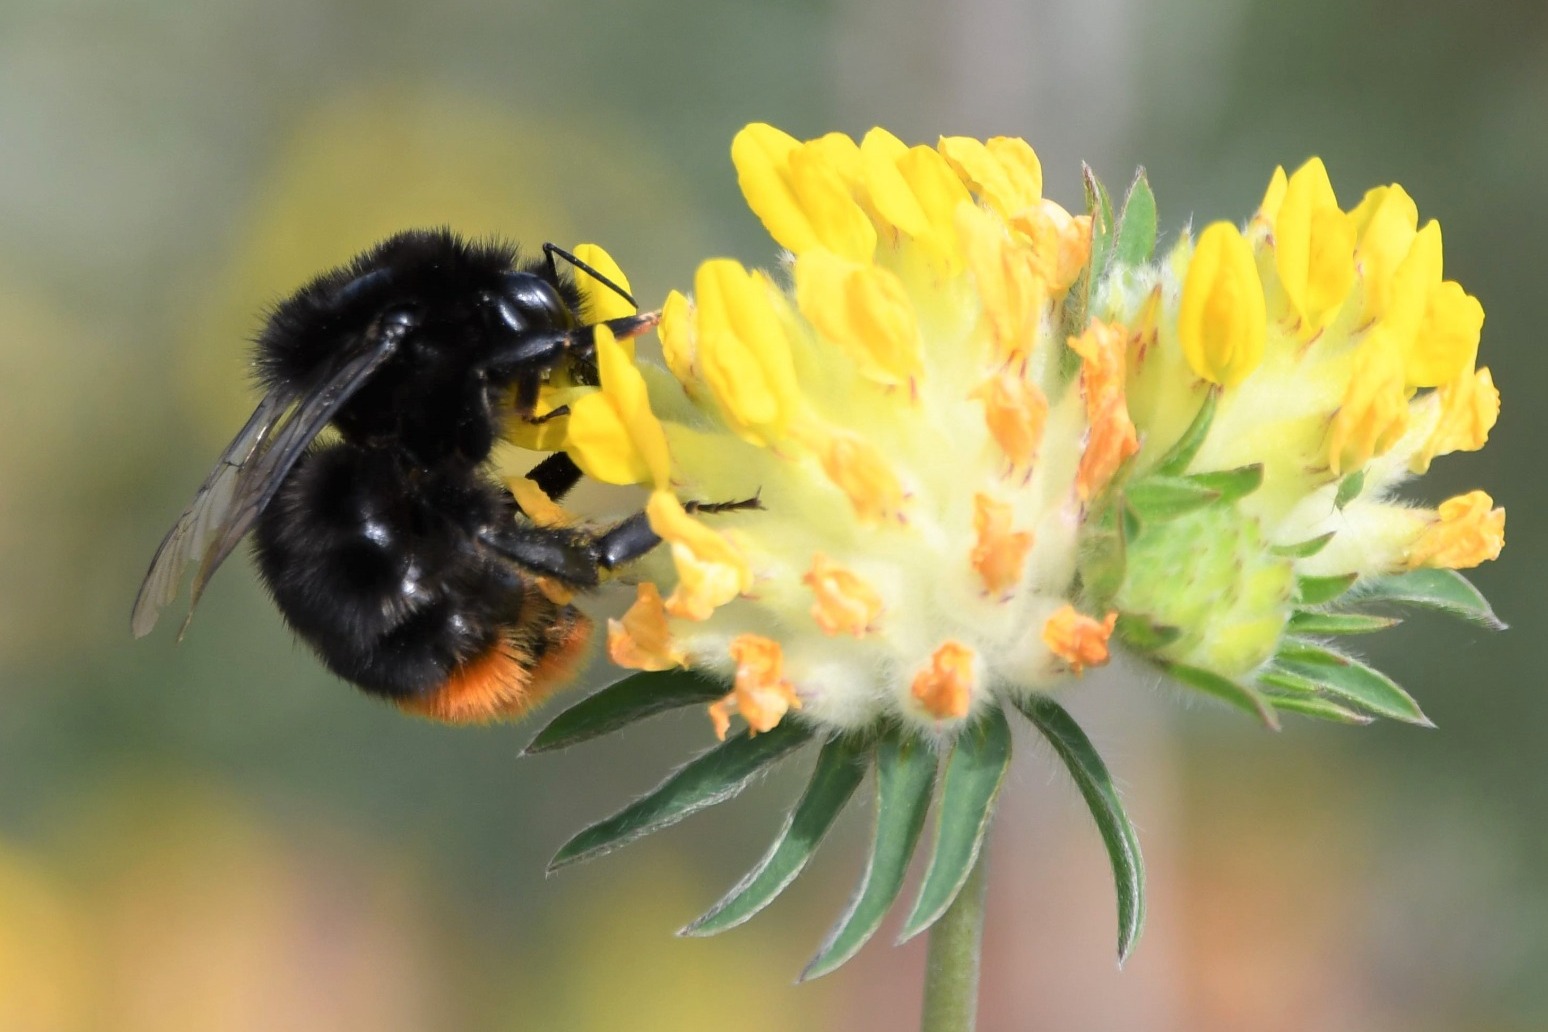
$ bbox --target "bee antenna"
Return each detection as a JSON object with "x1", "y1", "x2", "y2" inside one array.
[{"x1": 542, "y1": 243, "x2": 638, "y2": 309}]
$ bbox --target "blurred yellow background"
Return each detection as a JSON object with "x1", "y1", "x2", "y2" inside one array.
[{"x1": 2, "y1": 0, "x2": 1542, "y2": 1029}]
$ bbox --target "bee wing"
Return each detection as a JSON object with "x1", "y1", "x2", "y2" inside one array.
[{"x1": 131, "y1": 327, "x2": 403, "y2": 638}]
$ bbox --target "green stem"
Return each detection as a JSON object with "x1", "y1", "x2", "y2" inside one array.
[{"x1": 920, "y1": 850, "x2": 988, "y2": 1032}]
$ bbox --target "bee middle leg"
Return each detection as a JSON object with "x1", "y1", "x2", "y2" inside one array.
[{"x1": 479, "y1": 494, "x2": 762, "y2": 588}]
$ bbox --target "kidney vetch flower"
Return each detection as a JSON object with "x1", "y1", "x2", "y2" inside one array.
[{"x1": 517, "y1": 125, "x2": 1505, "y2": 985}]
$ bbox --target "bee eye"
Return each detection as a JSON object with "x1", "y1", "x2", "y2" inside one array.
[{"x1": 492, "y1": 272, "x2": 574, "y2": 335}]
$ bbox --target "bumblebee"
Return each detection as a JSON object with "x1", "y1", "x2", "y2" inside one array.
[{"x1": 133, "y1": 229, "x2": 680, "y2": 723}]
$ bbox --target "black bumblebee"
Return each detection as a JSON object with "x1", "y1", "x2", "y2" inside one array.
[{"x1": 133, "y1": 229, "x2": 681, "y2": 723}]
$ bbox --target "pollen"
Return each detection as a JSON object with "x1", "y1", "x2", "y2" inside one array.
[
  {"x1": 970, "y1": 369, "x2": 1047, "y2": 472},
  {"x1": 1069, "y1": 320, "x2": 1139, "y2": 501},
  {"x1": 803, "y1": 554, "x2": 884, "y2": 636},
  {"x1": 710, "y1": 634, "x2": 803, "y2": 740},
  {"x1": 910, "y1": 641, "x2": 977, "y2": 721},
  {"x1": 971, "y1": 494, "x2": 1033, "y2": 599},
  {"x1": 1042, "y1": 606, "x2": 1117, "y2": 676}
]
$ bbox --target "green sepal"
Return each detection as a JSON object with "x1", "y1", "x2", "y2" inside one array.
[
  {"x1": 1272, "y1": 644, "x2": 1433, "y2": 726},
  {"x1": 1113, "y1": 167, "x2": 1158, "y2": 267},
  {"x1": 898, "y1": 707, "x2": 1014, "y2": 943},
  {"x1": 1124, "y1": 476, "x2": 1221, "y2": 523},
  {"x1": 1351, "y1": 568, "x2": 1506, "y2": 629},
  {"x1": 549, "y1": 720, "x2": 813, "y2": 871},
  {"x1": 1085, "y1": 163, "x2": 1117, "y2": 280},
  {"x1": 681, "y1": 735, "x2": 867, "y2": 937},
  {"x1": 1184, "y1": 463, "x2": 1264, "y2": 502},
  {"x1": 1295, "y1": 572, "x2": 1359, "y2": 606},
  {"x1": 524, "y1": 669, "x2": 728, "y2": 754},
  {"x1": 1062, "y1": 164, "x2": 1115, "y2": 356},
  {"x1": 1334, "y1": 469, "x2": 1365, "y2": 510},
  {"x1": 1263, "y1": 693, "x2": 1375, "y2": 725},
  {"x1": 800, "y1": 730, "x2": 937, "y2": 981},
  {"x1": 1271, "y1": 532, "x2": 1335, "y2": 559},
  {"x1": 1164, "y1": 662, "x2": 1279, "y2": 728},
  {"x1": 1287, "y1": 611, "x2": 1400, "y2": 636},
  {"x1": 1114, "y1": 613, "x2": 1182, "y2": 653},
  {"x1": 1078, "y1": 503, "x2": 1129, "y2": 608},
  {"x1": 1014, "y1": 694, "x2": 1146, "y2": 963},
  {"x1": 1152, "y1": 387, "x2": 1219, "y2": 476}
]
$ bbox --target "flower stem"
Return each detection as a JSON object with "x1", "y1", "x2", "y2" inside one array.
[{"x1": 920, "y1": 850, "x2": 988, "y2": 1032}]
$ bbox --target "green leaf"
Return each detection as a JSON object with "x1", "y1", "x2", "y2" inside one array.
[
  {"x1": 1124, "y1": 476, "x2": 1220, "y2": 522},
  {"x1": 1275, "y1": 645, "x2": 1433, "y2": 726},
  {"x1": 1287, "y1": 611, "x2": 1400, "y2": 636},
  {"x1": 1164, "y1": 663, "x2": 1279, "y2": 729},
  {"x1": 1114, "y1": 613, "x2": 1182, "y2": 652},
  {"x1": 1271, "y1": 532, "x2": 1335, "y2": 559},
  {"x1": 525, "y1": 669, "x2": 728, "y2": 754},
  {"x1": 1256, "y1": 667, "x2": 1324, "y2": 694},
  {"x1": 1296, "y1": 572, "x2": 1359, "y2": 606},
  {"x1": 1184, "y1": 463, "x2": 1264, "y2": 502},
  {"x1": 1153, "y1": 387, "x2": 1219, "y2": 476},
  {"x1": 681, "y1": 736, "x2": 867, "y2": 937},
  {"x1": 1334, "y1": 469, "x2": 1365, "y2": 510},
  {"x1": 800, "y1": 731, "x2": 937, "y2": 981},
  {"x1": 1113, "y1": 167, "x2": 1158, "y2": 267},
  {"x1": 1015, "y1": 694, "x2": 1145, "y2": 962},
  {"x1": 1264, "y1": 694, "x2": 1374, "y2": 725},
  {"x1": 549, "y1": 720, "x2": 813, "y2": 871},
  {"x1": 1352, "y1": 568, "x2": 1506, "y2": 629},
  {"x1": 898, "y1": 707, "x2": 1014, "y2": 943}
]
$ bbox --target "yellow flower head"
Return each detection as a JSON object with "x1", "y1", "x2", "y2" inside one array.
[
  {"x1": 527, "y1": 127, "x2": 1508, "y2": 983},
  {"x1": 530, "y1": 125, "x2": 1502, "y2": 745}
]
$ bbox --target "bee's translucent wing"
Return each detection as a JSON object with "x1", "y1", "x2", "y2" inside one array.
[
  {"x1": 130, "y1": 388, "x2": 292, "y2": 637},
  {"x1": 131, "y1": 323, "x2": 405, "y2": 638}
]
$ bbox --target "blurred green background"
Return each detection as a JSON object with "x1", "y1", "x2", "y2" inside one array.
[{"x1": 1, "y1": 0, "x2": 1542, "y2": 1028}]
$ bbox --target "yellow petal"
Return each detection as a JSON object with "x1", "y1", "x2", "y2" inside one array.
[
  {"x1": 647, "y1": 490, "x2": 753, "y2": 620},
  {"x1": 957, "y1": 203, "x2": 1045, "y2": 362},
  {"x1": 860, "y1": 127, "x2": 931, "y2": 237},
  {"x1": 1326, "y1": 329, "x2": 1409, "y2": 475},
  {"x1": 1254, "y1": 165, "x2": 1288, "y2": 230},
  {"x1": 563, "y1": 326, "x2": 672, "y2": 488},
  {"x1": 1351, "y1": 184, "x2": 1420, "y2": 324},
  {"x1": 658, "y1": 289, "x2": 699, "y2": 389},
  {"x1": 795, "y1": 249, "x2": 923, "y2": 387},
  {"x1": 1178, "y1": 221, "x2": 1267, "y2": 387},
  {"x1": 570, "y1": 242, "x2": 636, "y2": 326},
  {"x1": 1273, "y1": 158, "x2": 1355, "y2": 335},
  {"x1": 1413, "y1": 366, "x2": 1499, "y2": 473},
  {"x1": 1405, "y1": 490, "x2": 1505, "y2": 570},
  {"x1": 938, "y1": 136, "x2": 1041, "y2": 217},
  {"x1": 694, "y1": 259, "x2": 804, "y2": 445},
  {"x1": 1406, "y1": 279, "x2": 1483, "y2": 388}
]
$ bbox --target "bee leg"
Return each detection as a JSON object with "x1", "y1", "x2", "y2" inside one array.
[
  {"x1": 522, "y1": 452, "x2": 584, "y2": 504},
  {"x1": 478, "y1": 524, "x2": 605, "y2": 589}
]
